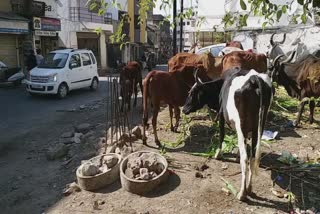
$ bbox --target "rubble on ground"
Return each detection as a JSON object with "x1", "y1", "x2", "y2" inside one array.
[
  {"x1": 78, "y1": 155, "x2": 119, "y2": 177},
  {"x1": 46, "y1": 143, "x2": 69, "y2": 160},
  {"x1": 124, "y1": 153, "x2": 164, "y2": 180}
]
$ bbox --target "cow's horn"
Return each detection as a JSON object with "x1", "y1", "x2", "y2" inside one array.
[
  {"x1": 272, "y1": 54, "x2": 285, "y2": 67},
  {"x1": 270, "y1": 33, "x2": 276, "y2": 46},
  {"x1": 279, "y1": 33, "x2": 286, "y2": 44},
  {"x1": 194, "y1": 68, "x2": 203, "y2": 85},
  {"x1": 280, "y1": 51, "x2": 296, "y2": 65}
]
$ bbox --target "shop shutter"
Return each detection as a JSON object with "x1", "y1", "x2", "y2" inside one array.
[{"x1": 0, "y1": 35, "x2": 17, "y2": 68}]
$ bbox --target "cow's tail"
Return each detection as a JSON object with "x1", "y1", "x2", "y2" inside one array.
[
  {"x1": 143, "y1": 74, "x2": 151, "y2": 127},
  {"x1": 253, "y1": 75, "x2": 265, "y2": 176}
]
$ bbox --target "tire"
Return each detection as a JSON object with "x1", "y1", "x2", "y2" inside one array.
[
  {"x1": 90, "y1": 77, "x2": 99, "y2": 91},
  {"x1": 13, "y1": 79, "x2": 22, "y2": 86},
  {"x1": 57, "y1": 83, "x2": 68, "y2": 99}
]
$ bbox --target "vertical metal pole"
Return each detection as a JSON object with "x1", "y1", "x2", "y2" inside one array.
[
  {"x1": 179, "y1": 0, "x2": 183, "y2": 52},
  {"x1": 173, "y1": 0, "x2": 177, "y2": 55}
]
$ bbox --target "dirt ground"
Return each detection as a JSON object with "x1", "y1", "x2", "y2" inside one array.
[{"x1": 1, "y1": 88, "x2": 320, "y2": 214}]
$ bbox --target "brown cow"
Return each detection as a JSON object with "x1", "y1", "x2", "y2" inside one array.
[
  {"x1": 142, "y1": 65, "x2": 210, "y2": 146},
  {"x1": 119, "y1": 61, "x2": 143, "y2": 111},
  {"x1": 271, "y1": 51, "x2": 320, "y2": 126},
  {"x1": 168, "y1": 52, "x2": 223, "y2": 79},
  {"x1": 222, "y1": 51, "x2": 268, "y2": 73}
]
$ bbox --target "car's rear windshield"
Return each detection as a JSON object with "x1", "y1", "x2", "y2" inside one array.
[{"x1": 38, "y1": 53, "x2": 69, "y2": 69}]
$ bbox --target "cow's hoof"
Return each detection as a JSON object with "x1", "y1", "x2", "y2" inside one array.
[
  {"x1": 170, "y1": 126, "x2": 174, "y2": 132},
  {"x1": 309, "y1": 118, "x2": 314, "y2": 124},
  {"x1": 214, "y1": 148, "x2": 223, "y2": 160},
  {"x1": 237, "y1": 193, "x2": 247, "y2": 201},
  {"x1": 155, "y1": 140, "x2": 161, "y2": 148},
  {"x1": 173, "y1": 127, "x2": 179, "y2": 133}
]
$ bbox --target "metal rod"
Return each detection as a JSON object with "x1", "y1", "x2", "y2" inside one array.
[
  {"x1": 173, "y1": 0, "x2": 177, "y2": 56},
  {"x1": 179, "y1": 0, "x2": 183, "y2": 52}
]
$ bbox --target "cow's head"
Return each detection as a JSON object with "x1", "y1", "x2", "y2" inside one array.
[
  {"x1": 183, "y1": 69, "x2": 223, "y2": 115},
  {"x1": 269, "y1": 51, "x2": 301, "y2": 98},
  {"x1": 268, "y1": 33, "x2": 286, "y2": 60}
]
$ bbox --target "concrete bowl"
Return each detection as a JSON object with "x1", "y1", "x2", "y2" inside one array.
[
  {"x1": 120, "y1": 151, "x2": 169, "y2": 195},
  {"x1": 76, "y1": 153, "x2": 122, "y2": 191}
]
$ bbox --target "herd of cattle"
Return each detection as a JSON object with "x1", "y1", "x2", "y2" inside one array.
[{"x1": 118, "y1": 33, "x2": 320, "y2": 201}]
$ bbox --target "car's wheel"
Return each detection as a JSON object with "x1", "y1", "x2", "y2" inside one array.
[
  {"x1": 90, "y1": 77, "x2": 99, "y2": 91},
  {"x1": 13, "y1": 79, "x2": 22, "y2": 86},
  {"x1": 57, "y1": 83, "x2": 68, "y2": 99}
]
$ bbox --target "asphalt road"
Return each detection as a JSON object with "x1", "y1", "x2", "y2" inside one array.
[
  {"x1": 0, "y1": 77, "x2": 110, "y2": 145},
  {"x1": 0, "y1": 65, "x2": 167, "y2": 147}
]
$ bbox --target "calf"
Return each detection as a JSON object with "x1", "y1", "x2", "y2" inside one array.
[
  {"x1": 183, "y1": 68, "x2": 274, "y2": 201},
  {"x1": 142, "y1": 65, "x2": 209, "y2": 146},
  {"x1": 119, "y1": 61, "x2": 143, "y2": 111}
]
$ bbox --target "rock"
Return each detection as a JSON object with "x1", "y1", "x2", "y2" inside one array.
[
  {"x1": 195, "y1": 172, "x2": 204, "y2": 178},
  {"x1": 105, "y1": 144, "x2": 117, "y2": 153},
  {"x1": 221, "y1": 163, "x2": 228, "y2": 170},
  {"x1": 80, "y1": 163, "x2": 100, "y2": 176},
  {"x1": 115, "y1": 147, "x2": 121, "y2": 154},
  {"x1": 59, "y1": 137, "x2": 74, "y2": 145},
  {"x1": 271, "y1": 188, "x2": 284, "y2": 198},
  {"x1": 61, "y1": 131, "x2": 74, "y2": 138},
  {"x1": 79, "y1": 105, "x2": 86, "y2": 110},
  {"x1": 132, "y1": 126, "x2": 142, "y2": 139},
  {"x1": 75, "y1": 123, "x2": 92, "y2": 134},
  {"x1": 150, "y1": 171, "x2": 158, "y2": 178},
  {"x1": 121, "y1": 146, "x2": 132, "y2": 159},
  {"x1": 139, "y1": 168, "x2": 150, "y2": 180},
  {"x1": 127, "y1": 156, "x2": 142, "y2": 175},
  {"x1": 74, "y1": 133, "x2": 83, "y2": 144},
  {"x1": 125, "y1": 168, "x2": 134, "y2": 179},
  {"x1": 103, "y1": 156, "x2": 118, "y2": 168},
  {"x1": 195, "y1": 163, "x2": 209, "y2": 171},
  {"x1": 99, "y1": 165, "x2": 109, "y2": 173},
  {"x1": 140, "y1": 153, "x2": 158, "y2": 172},
  {"x1": 46, "y1": 143, "x2": 69, "y2": 160},
  {"x1": 63, "y1": 182, "x2": 81, "y2": 196}
]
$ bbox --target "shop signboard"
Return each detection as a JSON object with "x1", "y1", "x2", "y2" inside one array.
[{"x1": 35, "y1": 30, "x2": 56, "y2": 37}]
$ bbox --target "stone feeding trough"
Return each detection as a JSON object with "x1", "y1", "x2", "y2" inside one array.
[
  {"x1": 76, "y1": 153, "x2": 121, "y2": 191},
  {"x1": 120, "y1": 151, "x2": 169, "y2": 195}
]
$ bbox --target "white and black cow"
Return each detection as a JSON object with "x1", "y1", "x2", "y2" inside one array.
[{"x1": 183, "y1": 68, "x2": 274, "y2": 201}]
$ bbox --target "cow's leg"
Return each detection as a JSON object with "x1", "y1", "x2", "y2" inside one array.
[
  {"x1": 215, "y1": 113, "x2": 225, "y2": 159},
  {"x1": 120, "y1": 90, "x2": 124, "y2": 112},
  {"x1": 152, "y1": 101, "x2": 161, "y2": 147},
  {"x1": 173, "y1": 106, "x2": 180, "y2": 132},
  {"x1": 294, "y1": 100, "x2": 307, "y2": 126},
  {"x1": 127, "y1": 93, "x2": 131, "y2": 111},
  {"x1": 247, "y1": 130, "x2": 257, "y2": 194},
  {"x1": 237, "y1": 129, "x2": 248, "y2": 201},
  {"x1": 169, "y1": 105, "x2": 174, "y2": 132},
  {"x1": 309, "y1": 100, "x2": 315, "y2": 124},
  {"x1": 133, "y1": 83, "x2": 138, "y2": 107}
]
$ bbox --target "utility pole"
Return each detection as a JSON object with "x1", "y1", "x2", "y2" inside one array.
[
  {"x1": 173, "y1": 0, "x2": 177, "y2": 55},
  {"x1": 179, "y1": 0, "x2": 183, "y2": 52}
]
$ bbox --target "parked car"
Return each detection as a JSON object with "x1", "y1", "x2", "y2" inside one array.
[
  {"x1": 25, "y1": 49, "x2": 99, "y2": 98},
  {"x1": 195, "y1": 43, "x2": 226, "y2": 57}
]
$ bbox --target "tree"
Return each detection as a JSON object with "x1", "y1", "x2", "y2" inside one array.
[{"x1": 88, "y1": 0, "x2": 316, "y2": 47}]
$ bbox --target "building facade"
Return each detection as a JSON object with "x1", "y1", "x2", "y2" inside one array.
[{"x1": 0, "y1": 0, "x2": 30, "y2": 68}]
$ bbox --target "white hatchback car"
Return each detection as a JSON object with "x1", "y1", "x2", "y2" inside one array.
[
  {"x1": 196, "y1": 43, "x2": 226, "y2": 57},
  {"x1": 26, "y1": 49, "x2": 99, "y2": 98}
]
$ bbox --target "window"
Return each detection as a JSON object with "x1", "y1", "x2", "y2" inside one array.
[
  {"x1": 38, "y1": 53, "x2": 68, "y2": 69},
  {"x1": 210, "y1": 46, "x2": 225, "y2": 57},
  {"x1": 81, "y1": 53, "x2": 92, "y2": 66},
  {"x1": 69, "y1": 54, "x2": 81, "y2": 68},
  {"x1": 89, "y1": 53, "x2": 96, "y2": 64}
]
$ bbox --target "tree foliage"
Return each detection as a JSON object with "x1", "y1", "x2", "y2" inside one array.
[{"x1": 87, "y1": 0, "x2": 315, "y2": 47}]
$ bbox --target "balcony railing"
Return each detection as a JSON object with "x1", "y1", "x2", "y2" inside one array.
[{"x1": 70, "y1": 7, "x2": 112, "y2": 25}]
